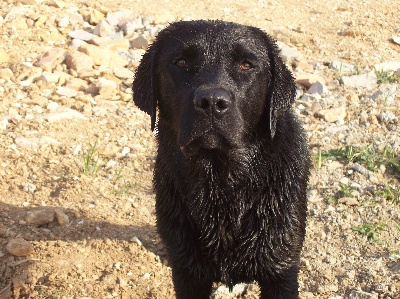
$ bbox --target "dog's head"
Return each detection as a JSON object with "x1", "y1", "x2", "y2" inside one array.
[{"x1": 133, "y1": 20, "x2": 295, "y2": 156}]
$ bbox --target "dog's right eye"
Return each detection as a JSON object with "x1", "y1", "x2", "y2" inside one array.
[{"x1": 175, "y1": 59, "x2": 187, "y2": 68}]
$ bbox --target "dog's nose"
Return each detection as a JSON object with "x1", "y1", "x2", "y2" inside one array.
[{"x1": 193, "y1": 88, "x2": 231, "y2": 116}]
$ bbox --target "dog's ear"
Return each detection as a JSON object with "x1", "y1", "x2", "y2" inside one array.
[
  {"x1": 264, "y1": 38, "x2": 296, "y2": 139},
  {"x1": 132, "y1": 43, "x2": 158, "y2": 131}
]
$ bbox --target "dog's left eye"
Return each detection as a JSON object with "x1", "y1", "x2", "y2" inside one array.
[
  {"x1": 240, "y1": 61, "x2": 253, "y2": 71},
  {"x1": 176, "y1": 59, "x2": 187, "y2": 68}
]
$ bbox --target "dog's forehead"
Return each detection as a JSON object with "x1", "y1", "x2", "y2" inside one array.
[{"x1": 159, "y1": 21, "x2": 265, "y2": 54}]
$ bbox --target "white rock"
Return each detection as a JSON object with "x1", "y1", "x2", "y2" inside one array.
[
  {"x1": 348, "y1": 290, "x2": 378, "y2": 299},
  {"x1": 113, "y1": 67, "x2": 134, "y2": 79},
  {"x1": 70, "y1": 39, "x2": 87, "y2": 49},
  {"x1": 276, "y1": 41, "x2": 303, "y2": 62},
  {"x1": 131, "y1": 236, "x2": 142, "y2": 246},
  {"x1": 98, "y1": 77, "x2": 117, "y2": 88},
  {"x1": 47, "y1": 101, "x2": 59, "y2": 111},
  {"x1": 79, "y1": 43, "x2": 128, "y2": 67},
  {"x1": 56, "y1": 86, "x2": 78, "y2": 97},
  {"x1": 69, "y1": 13, "x2": 84, "y2": 27},
  {"x1": 121, "y1": 146, "x2": 130, "y2": 156},
  {"x1": 39, "y1": 106, "x2": 86, "y2": 122},
  {"x1": 58, "y1": 14, "x2": 70, "y2": 28},
  {"x1": 374, "y1": 61, "x2": 400, "y2": 72},
  {"x1": 68, "y1": 29, "x2": 97, "y2": 41},
  {"x1": 340, "y1": 71, "x2": 377, "y2": 88},
  {"x1": 65, "y1": 50, "x2": 94, "y2": 72},
  {"x1": 379, "y1": 111, "x2": 396, "y2": 124},
  {"x1": 93, "y1": 20, "x2": 116, "y2": 37},
  {"x1": 331, "y1": 61, "x2": 355, "y2": 74},
  {"x1": 212, "y1": 283, "x2": 247, "y2": 298}
]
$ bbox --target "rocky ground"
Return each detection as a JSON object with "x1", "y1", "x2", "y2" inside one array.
[{"x1": 0, "y1": 0, "x2": 399, "y2": 298}]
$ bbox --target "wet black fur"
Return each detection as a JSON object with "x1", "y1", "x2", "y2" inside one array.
[{"x1": 133, "y1": 20, "x2": 310, "y2": 299}]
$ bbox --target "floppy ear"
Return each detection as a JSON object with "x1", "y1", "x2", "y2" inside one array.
[
  {"x1": 264, "y1": 38, "x2": 296, "y2": 139},
  {"x1": 132, "y1": 43, "x2": 158, "y2": 131}
]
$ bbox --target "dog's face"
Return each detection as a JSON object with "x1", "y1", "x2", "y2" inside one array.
[{"x1": 133, "y1": 21, "x2": 296, "y2": 157}]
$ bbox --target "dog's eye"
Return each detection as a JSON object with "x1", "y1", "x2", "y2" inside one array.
[
  {"x1": 176, "y1": 59, "x2": 187, "y2": 68},
  {"x1": 240, "y1": 61, "x2": 253, "y2": 71}
]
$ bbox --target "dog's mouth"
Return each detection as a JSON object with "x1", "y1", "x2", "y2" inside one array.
[{"x1": 179, "y1": 129, "x2": 233, "y2": 156}]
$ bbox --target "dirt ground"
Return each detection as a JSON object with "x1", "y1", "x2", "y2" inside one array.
[{"x1": 0, "y1": 0, "x2": 399, "y2": 298}]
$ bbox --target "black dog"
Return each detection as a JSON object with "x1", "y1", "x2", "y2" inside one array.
[{"x1": 133, "y1": 20, "x2": 310, "y2": 299}]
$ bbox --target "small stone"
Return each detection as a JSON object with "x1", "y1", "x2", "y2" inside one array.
[
  {"x1": 68, "y1": 29, "x2": 97, "y2": 42},
  {"x1": 316, "y1": 106, "x2": 346, "y2": 123},
  {"x1": 34, "y1": 48, "x2": 67, "y2": 72},
  {"x1": 6, "y1": 238, "x2": 34, "y2": 257},
  {"x1": 296, "y1": 73, "x2": 326, "y2": 88},
  {"x1": 393, "y1": 35, "x2": 400, "y2": 45},
  {"x1": 79, "y1": 43, "x2": 129, "y2": 67},
  {"x1": 338, "y1": 197, "x2": 359, "y2": 206},
  {"x1": 0, "y1": 68, "x2": 14, "y2": 81},
  {"x1": 121, "y1": 146, "x2": 130, "y2": 156},
  {"x1": 56, "y1": 86, "x2": 78, "y2": 98},
  {"x1": 331, "y1": 61, "x2": 355, "y2": 74},
  {"x1": 307, "y1": 81, "x2": 328, "y2": 95},
  {"x1": 131, "y1": 236, "x2": 142, "y2": 246},
  {"x1": 26, "y1": 209, "x2": 55, "y2": 226},
  {"x1": 113, "y1": 67, "x2": 134, "y2": 79},
  {"x1": 379, "y1": 111, "x2": 396, "y2": 124},
  {"x1": 131, "y1": 35, "x2": 149, "y2": 49},
  {"x1": 54, "y1": 209, "x2": 70, "y2": 226},
  {"x1": 0, "y1": 48, "x2": 10, "y2": 63},
  {"x1": 276, "y1": 41, "x2": 303, "y2": 63},
  {"x1": 93, "y1": 20, "x2": 116, "y2": 37},
  {"x1": 24, "y1": 182, "x2": 36, "y2": 193},
  {"x1": 374, "y1": 61, "x2": 400, "y2": 72},
  {"x1": 89, "y1": 9, "x2": 104, "y2": 25},
  {"x1": 140, "y1": 273, "x2": 151, "y2": 280},
  {"x1": 348, "y1": 290, "x2": 378, "y2": 299},
  {"x1": 65, "y1": 50, "x2": 94, "y2": 73},
  {"x1": 90, "y1": 36, "x2": 130, "y2": 50},
  {"x1": 39, "y1": 106, "x2": 87, "y2": 122},
  {"x1": 341, "y1": 71, "x2": 377, "y2": 88}
]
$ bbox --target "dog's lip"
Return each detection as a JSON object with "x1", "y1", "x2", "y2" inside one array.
[{"x1": 179, "y1": 128, "x2": 235, "y2": 155}]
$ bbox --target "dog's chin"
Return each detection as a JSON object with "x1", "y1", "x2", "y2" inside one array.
[{"x1": 180, "y1": 130, "x2": 233, "y2": 158}]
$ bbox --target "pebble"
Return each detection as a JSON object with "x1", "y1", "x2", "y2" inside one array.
[
  {"x1": 131, "y1": 236, "x2": 143, "y2": 246},
  {"x1": 348, "y1": 290, "x2": 378, "y2": 299},
  {"x1": 54, "y1": 208, "x2": 70, "y2": 226},
  {"x1": 65, "y1": 50, "x2": 94, "y2": 72},
  {"x1": 331, "y1": 61, "x2": 355, "y2": 74},
  {"x1": 26, "y1": 209, "x2": 55, "y2": 226},
  {"x1": 374, "y1": 61, "x2": 400, "y2": 72},
  {"x1": 277, "y1": 41, "x2": 303, "y2": 62},
  {"x1": 338, "y1": 197, "x2": 359, "y2": 206},
  {"x1": 93, "y1": 20, "x2": 116, "y2": 37},
  {"x1": 307, "y1": 81, "x2": 328, "y2": 95},
  {"x1": 39, "y1": 106, "x2": 87, "y2": 122},
  {"x1": 212, "y1": 283, "x2": 247, "y2": 298},
  {"x1": 0, "y1": 48, "x2": 10, "y2": 63},
  {"x1": 56, "y1": 86, "x2": 78, "y2": 97},
  {"x1": 131, "y1": 35, "x2": 149, "y2": 49},
  {"x1": 6, "y1": 238, "x2": 34, "y2": 256},
  {"x1": 79, "y1": 43, "x2": 129, "y2": 67},
  {"x1": 34, "y1": 48, "x2": 67, "y2": 72},
  {"x1": 68, "y1": 29, "x2": 98, "y2": 41},
  {"x1": 341, "y1": 71, "x2": 377, "y2": 88},
  {"x1": 379, "y1": 111, "x2": 396, "y2": 124},
  {"x1": 316, "y1": 106, "x2": 346, "y2": 123}
]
